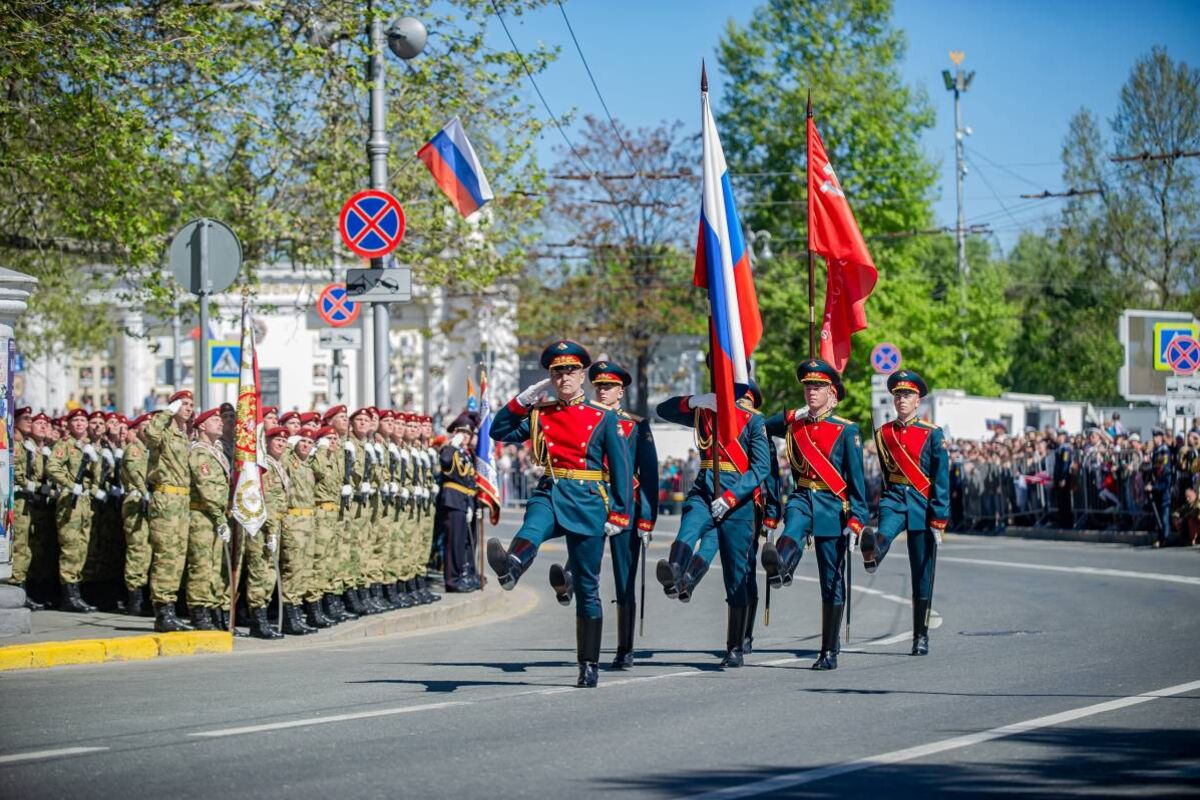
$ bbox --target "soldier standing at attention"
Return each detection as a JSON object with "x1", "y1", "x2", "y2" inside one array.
[
  {"x1": 310, "y1": 415, "x2": 354, "y2": 623},
  {"x1": 121, "y1": 414, "x2": 152, "y2": 616},
  {"x1": 10, "y1": 407, "x2": 42, "y2": 609},
  {"x1": 760, "y1": 359, "x2": 868, "y2": 672},
  {"x1": 144, "y1": 391, "x2": 194, "y2": 632},
  {"x1": 346, "y1": 408, "x2": 384, "y2": 614},
  {"x1": 282, "y1": 427, "x2": 324, "y2": 631},
  {"x1": 47, "y1": 408, "x2": 102, "y2": 613},
  {"x1": 1053, "y1": 428, "x2": 1074, "y2": 529},
  {"x1": 438, "y1": 411, "x2": 480, "y2": 593},
  {"x1": 860, "y1": 370, "x2": 949, "y2": 656},
  {"x1": 186, "y1": 408, "x2": 231, "y2": 630},
  {"x1": 385, "y1": 414, "x2": 417, "y2": 607},
  {"x1": 486, "y1": 340, "x2": 632, "y2": 688},
  {"x1": 1149, "y1": 428, "x2": 1174, "y2": 546}
]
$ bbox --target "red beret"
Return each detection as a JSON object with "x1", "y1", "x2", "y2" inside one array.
[
  {"x1": 279, "y1": 411, "x2": 300, "y2": 424},
  {"x1": 88, "y1": 410, "x2": 106, "y2": 421},
  {"x1": 265, "y1": 425, "x2": 288, "y2": 439},
  {"x1": 296, "y1": 428, "x2": 315, "y2": 441},
  {"x1": 130, "y1": 413, "x2": 150, "y2": 427},
  {"x1": 32, "y1": 412, "x2": 51, "y2": 424},
  {"x1": 315, "y1": 425, "x2": 336, "y2": 439},
  {"x1": 64, "y1": 408, "x2": 88, "y2": 421},
  {"x1": 261, "y1": 405, "x2": 278, "y2": 417},
  {"x1": 299, "y1": 411, "x2": 319, "y2": 425},
  {"x1": 15, "y1": 406, "x2": 31, "y2": 419},
  {"x1": 168, "y1": 389, "x2": 192, "y2": 403},
  {"x1": 193, "y1": 407, "x2": 221, "y2": 426},
  {"x1": 322, "y1": 404, "x2": 347, "y2": 423},
  {"x1": 350, "y1": 407, "x2": 372, "y2": 421}
]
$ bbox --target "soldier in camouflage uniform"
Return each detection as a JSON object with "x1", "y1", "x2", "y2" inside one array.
[
  {"x1": 145, "y1": 390, "x2": 195, "y2": 632},
  {"x1": 385, "y1": 413, "x2": 417, "y2": 608},
  {"x1": 373, "y1": 410, "x2": 402, "y2": 609},
  {"x1": 46, "y1": 408, "x2": 102, "y2": 612},
  {"x1": 89, "y1": 412, "x2": 127, "y2": 609},
  {"x1": 10, "y1": 407, "x2": 44, "y2": 610},
  {"x1": 241, "y1": 428, "x2": 283, "y2": 640},
  {"x1": 345, "y1": 408, "x2": 384, "y2": 614},
  {"x1": 282, "y1": 427, "x2": 326, "y2": 632},
  {"x1": 398, "y1": 414, "x2": 430, "y2": 604},
  {"x1": 417, "y1": 415, "x2": 442, "y2": 602},
  {"x1": 120, "y1": 414, "x2": 152, "y2": 616},
  {"x1": 309, "y1": 412, "x2": 355, "y2": 623},
  {"x1": 262, "y1": 426, "x2": 309, "y2": 634},
  {"x1": 186, "y1": 408, "x2": 231, "y2": 630}
]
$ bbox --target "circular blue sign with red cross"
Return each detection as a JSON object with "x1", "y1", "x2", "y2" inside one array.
[
  {"x1": 338, "y1": 189, "x2": 406, "y2": 259},
  {"x1": 316, "y1": 284, "x2": 360, "y2": 328},
  {"x1": 870, "y1": 342, "x2": 902, "y2": 374},
  {"x1": 1166, "y1": 335, "x2": 1200, "y2": 375}
]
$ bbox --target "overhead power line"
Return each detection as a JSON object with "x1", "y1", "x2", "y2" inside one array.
[
  {"x1": 1111, "y1": 149, "x2": 1200, "y2": 163},
  {"x1": 1019, "y1": 188, "x2": 1102, "y2": 199}
]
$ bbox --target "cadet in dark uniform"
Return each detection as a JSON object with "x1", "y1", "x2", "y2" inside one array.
[
  {"x1": 1054, "y1": 429, "x2": 1074, "y2": 528},
  {"x1": 1149, "y1": 428, "x2": 1173, "y2": 545},
  {"x1": 860, "y1": 370, "x2": 949, "y2": 656},
  {"x1": 486, "y1": 340, "x2": 632, "y2": 687},
  {"x1": 743, "y1": 381, "x2": 779, "y2": 655},
  {"x1": 549, "y1": 361, "x2": 658, "y2": 670},
  {"x1": 438, "y1": 411, "x2": 480, "y2": 592},
  {"x1": 655, "y1": 377, "x2": 771, "y2": 668},
  {"x1": 760, "y1": 359, "x2": 868, "y2": 671}
]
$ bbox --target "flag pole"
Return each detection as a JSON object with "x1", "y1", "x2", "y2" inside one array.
[
  {"x1": 806, "y1": 90, "x2": 816, "y2": 359},
  {"x1": 701, "y1": 63, "x2": 723, "y2": 508}
]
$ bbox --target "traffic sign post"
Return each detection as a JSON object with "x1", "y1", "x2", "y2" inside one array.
[
  {"x1": 316, "y1": 284, "x2": 360, "y2": 328},
  {"x1": 339, "y1": 190, "x2": 406, "y2": 259},
  {"x1": 870, "y1": 342, "x2": 902, "y2": 375},
  {"x1": 168, "y1": 218, "x2": 242, "y2": 408},
  {"x1": 208, "y1": 340, "x2": 241, "y2": 384}
]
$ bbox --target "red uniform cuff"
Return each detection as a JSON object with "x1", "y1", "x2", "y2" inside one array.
[
  {"x1": 763, "y1": 518, "x2": 778, "y2": 530},
  {"x1": 721, "y1": 490, "x2": 737, "y2": 508},
  {"x1": 846, "y1": 518, "x2": 864, "y2": 534},
  {"x1": 679, "y1": 396, "x2": 691, "y2": 413},
  {"x1": 930, "y1": 519, "x2": 947, "y2": 531},
  {"x1": 607, "y1": 512, "x2": 630, "y2": 528},
  {"x1": 506, "y1": 397, "x2": 528, "y2": 416},
  {"x1": 636, "y1": 519, "x2": 654, "y2": 532}
]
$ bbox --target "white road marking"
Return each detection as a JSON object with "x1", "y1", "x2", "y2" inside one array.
[
  {"x1": 687, "y1": 678, "x2": 1200, "y2": 799},
  {"x1": 600, "y1": 670, "x2": 706, "y2": 688},
  {"x1": 189, "y1": 700, "x2": 466, "y2": 737},
  {"x1": 0, "y1": 746, "x2": 108, "y2": 765},
  {"x1": 941, "y1": 557, "x2": 1200, "y2": 587}
]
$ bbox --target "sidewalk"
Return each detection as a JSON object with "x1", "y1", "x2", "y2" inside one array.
[{"x1": 957, "y1": 526, "x2": 1156, "y2": 547}]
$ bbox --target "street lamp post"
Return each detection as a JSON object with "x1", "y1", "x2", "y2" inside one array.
[{"x1": 365, "y1": 6, "x2": 426, "y2": 408}]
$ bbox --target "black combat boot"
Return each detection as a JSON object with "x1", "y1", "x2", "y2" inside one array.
[
  {"x1": 548, "y1": 563, "x2": 574, "y2": 606},
  {"x1": 305, "y1": 600, "x2": 332, "y2": 628},
  {"x1": 282, "y1": 603, "x2": 312, "y2": 635},
  {"x1": 17, "y1": 582, "x2": 45, "y2": 611},
  {"x1": 189, "y1": 606, "x2": 217, "y2": 630},
  {"x1": 154, "y1": 602, "x2": 192, "y2": 633},
  {"x1": 720, "y1": 605, "x2": 749, "y2": 668},
  {"x1": 380, "y1": 582, "x2": 400, "y2": 609},
  {"x1": 370, "y1": 583, "x2": 391, "y2": 611},
  {"x1": 610, "y1": 603, "x2": 635, "y2": 670},
  {"x1": 576, "y1": 616, "x2": 603, "y2": 688},
  {"x1": 249, "y1": 606, "x2": 283, "y2": 639},
  {"x1": 656, "y1": 541, "x2": 693, "y2": 599},
  {"x1": 344, "y1": 588, "x2": 369, "y2": 616},
  {"x1": 420, "y1": 576, "x2": 441, "y2": 603},
  {"x1": 487, "y1": 537, "x2": 536, "y2": 590},
  {"x1": 328, "y1": 592, "x2": 355, "y2": 621},
  {"x1": 812, "y1": 603, "x2": 843, "y2": 671},
  {"x1": 365, "y1": 585, "x2": 387, "y2": 613},
  {"x1": 408, "y1": 579, "x2": 429, "y2": 606},
  {"x1": 59, "y1": 583, "x2": 96, "y2": 613},
  {"x1": 676, "y1": 555, "x2": 710, "y2": 603},
  {"x1": 860, "y1": 528, "x2": 889, "y2": 574},
  {"x1": 743, "y1": 595, "x2": 758, "y2": 655},
  {"x1": 761, "y1": 535, "x2": 802, "y2": 588},
  {"x1": 912, "y1": 597, "x2": 931, "y2": 656},
  {"x1": 209, "y1": 608, "x2": 225, "y2": 630},
  {"x1": 124, "y1": 586, "x2": 144, "y2": 617}
]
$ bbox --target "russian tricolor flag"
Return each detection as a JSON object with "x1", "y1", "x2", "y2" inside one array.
[
  {"x1": 693, "y1": 65, "x2": 762, "y2": 472},
  {"x1": 417, "y1": 117, "x2": 494, "y2": 218}
]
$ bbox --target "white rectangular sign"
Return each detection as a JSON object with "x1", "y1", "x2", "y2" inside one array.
[
  {"x1": 1166, "y1": 375, "x2": 1200, "y2": 397},
  {"x1": 319, "y1": 328, "x2": 362, "y2": 350},
  {"x1": 345, "y1": 267, "x2": 412, "y2": 302}
]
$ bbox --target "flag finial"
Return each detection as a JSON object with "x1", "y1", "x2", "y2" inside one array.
[
  {"x1": 701, "y1": 60, "x2": 708, "y2": 93},
  {"x1": 807, "y1": 89, "x2": 812, "y2": 119}
]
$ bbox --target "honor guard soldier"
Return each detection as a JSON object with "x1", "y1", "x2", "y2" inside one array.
[
  {"x1": 760, "y1": 359, "x2": 868, "y2": 671},
  {"x1": 860, "y1": 370, "x2": 949, "y2": 656},
  {"x1": 655, "y1": 377, "x2": 770, "y2": 668},
  {"x1": 438, "y1": 411, "x2": 481, "y2": 592},
  {"x1": 743, "y1": 382, "x2": 779, "y2": 655},
  {"x1": 486, "y1": 340, "x2": 632, "y2": 687},
  {"x1": 47, "y1": 408, "x2": 103, "y2": 613},
  {"x1": 121, "y1": 414, "x2": 152, "y2": 616},
  {"x1": 552, "y1": 360, "x2": 657, "y2": 670}
]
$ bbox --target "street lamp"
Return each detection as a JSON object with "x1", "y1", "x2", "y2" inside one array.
[{"x1": 367, "y1": 8, "x2": 427, "y2": 408}]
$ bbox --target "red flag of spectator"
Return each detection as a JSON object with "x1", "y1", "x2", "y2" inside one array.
[{"x1": 808, "y1": 118, "x2": 877, "y2": 372}]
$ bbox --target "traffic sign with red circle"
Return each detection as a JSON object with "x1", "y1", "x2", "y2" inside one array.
[
  {"x1": 870, "y1": 342, "x2": 902, "y2": 374},
  {"x1": 1166, "y1": 335, "x2": 1200, "y2": 376},
  {"x1": 338, "y1": 189, "x2": 406, "y2": 259},
  {"x1": 316, "y1": 284, "x2": 360, "y2": 328}
]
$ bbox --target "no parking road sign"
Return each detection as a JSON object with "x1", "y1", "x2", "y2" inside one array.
[
  {"x1": 316, "y1": 284, "x2": 360, "y2": 328},
  {"x1": 339, "y1": 189, "x2": 406, "y2": 259},
  {"x1": 870, "y1": 342, "x2": 902, "y2": 374},
  {"x1": 1166, "y1": 335, "x2": 1200, "y2": 376}
]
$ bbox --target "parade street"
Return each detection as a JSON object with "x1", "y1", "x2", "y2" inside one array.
[{"x1": 1, "y1": 518, "x2": 1198, "y2": 799}]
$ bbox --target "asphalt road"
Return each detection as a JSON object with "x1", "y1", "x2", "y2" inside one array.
[{"x1": 2, "y1": 516, "x2": 1199, "y2": 798}]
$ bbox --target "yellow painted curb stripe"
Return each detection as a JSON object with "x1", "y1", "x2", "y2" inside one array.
[{"x1": 0, "y1": 631, "x2": 232, "y2": 672}]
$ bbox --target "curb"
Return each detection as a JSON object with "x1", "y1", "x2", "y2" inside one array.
[
  {"x1": 0, "y1": 631, "x2": 232, "y2": 672},
  {"x1": 962, "y1": 526, "x2": 1155, "y2": 547}
]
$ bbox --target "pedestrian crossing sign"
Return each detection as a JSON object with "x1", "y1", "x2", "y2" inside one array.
[
  {"x1": 1153, "y1": 322, "x2": 1199, "y2": 371},
  {"x1": 209, "y1": 340, "x2": 241, "y2": 384}
]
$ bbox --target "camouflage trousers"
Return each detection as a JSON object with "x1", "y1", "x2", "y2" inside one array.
[
  {"x1": 241, "y1": 521, "x2": 278, "y2": 609},
  {"x1": 392, "y1": 506, "x2": 420, "y2": 581},
  {"x1": 148, "y1": 493, "x2": 190, "y2": 605},
  {"x1": 55, "y1": 492, "x2": 93, "y2": 584},
  {"x1": 304, "y1": 503, "x2": 338, "y2": 602},
  {"x1": 344, "y1": 498, "x2": 377, "y2": 588},
  {"x1": 121, "y1": 497, "x2": 152, "y2": 590},
  {"x1": 280, "y1": 512, "x2": 313, "y2": 605},
  {"x1": 410, "y1": 504, "x2": 435, "y2": 580},
  {"x1": 10, "y1": 498, "x2": 33, "y2": 583},
  {"x1": 186, "y1": 509, "x2": 225, "y2": 608}
]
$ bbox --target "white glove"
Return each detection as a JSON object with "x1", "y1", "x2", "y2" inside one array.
[
  {"x1": 216, "y1": 523, "x2": 231, "y2": 544},
  {"x1": 341, "y1": 484, "x2": 353, "y2": 498},
  {"x1": 41, "y1": 446, "x2": 52, "y2": 457},
  {"x1": 72, "y1": 483, "x2": 83, "y2": 497},
  {"x1": 24, "y1": 480, "x2": 36, "y2": 493},
  {"x1": 317, "y1": 437, "x2": 331, "y2": 449},
  {"x1": 390, "y1": 481, "x2": 399, "y2": 494},
  {"x1": 110, "y1": 485, "x2": 124, "y2": 497},
  {"x1": 710, "y1": 496, "x2": 732, "y2": 521},
  {"x1": 167, "y1": 399, "x2": 184, "y2": 415},
  {"x1": 450, "y1": 433, "x2": 466, "y2": 449},
  {"x1": 639, "y1": 530, "x2": 653, "y2": 547},
  {"x1": 127, "y1": 489, "x2": 141, "y2": 502},
  {"x1": 286, "y1": 435, "x2": 300, "y2": 447},
  {"x1": 690, "y1": 393, "x2": 717, "y2": 411},
  {"x1": 82, "y1": 444, "x2": 98, "y2": 460},
  {"x1": 266, "y1": 533, "x2": 278, "y2": 554},
  {"x1": 933, "y1": 528, "x2": 944, "y2": 547},
  {"x1": 101, "y1": 449, "x2": 115, "y2": 465},
  {"x1": 359, "y1": 481, "x2": 372, "y2": 495},
  {"x1": 400, "y1": 449, "x2": 412, "y2": 464},
  {"x1": 343, "y1": 440, "x2": 355, "y2": 455},
  {"x1": 92, "y1": 488, "x2": 107, "y2": 501},
  {"x1": 374, "y1": 443, "x2": 387, "y2": 461},
  {"x1": 465, "y1": 507, "x2": 474, "y2": 524},
  {"x1": 399, "y1": 487, "x2": 412, "y2": 501},
  {"x1": 844, "y1": 526, "x2": 858, "y2": 553},
  {"x1": 603, "y1": 522, "x2": 622, "y2": 537},
  {"x1": 388, "y1": 443, "x2": 401, "y2": 459},
  {"x1": 517, "y1": 378, "x2": 552, "y2": 407},
  {"x1": 114, "y1": 448, "x2": 124, "y2": 460}
]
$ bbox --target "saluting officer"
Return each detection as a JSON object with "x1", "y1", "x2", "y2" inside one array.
[
  {"x1": 760, "y1": 359, "x2": 868, "y2": 671},
  {"x1": 145, "y1": 390, "x2": 195, "y2": 632},
  {"x1": 655, "y1": 376, "x2": 770, "y2": 668},
  {"x1": 486, "y1": 340, "x2": 632, "y2": 688},
  {"x1": 860, "y1": 370, "x2": 949, "y2": 656}
]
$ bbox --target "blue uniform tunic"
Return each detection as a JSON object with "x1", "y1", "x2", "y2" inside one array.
[
  {"x1": 656, "y1": 395, "x2": 771, "y2": 606},
  {"x1": 607, "y1": 411, "x2": 658, "y2": 605},
  {"x1": 490, "y1": 393, "x2": 632, "y2": 618}
]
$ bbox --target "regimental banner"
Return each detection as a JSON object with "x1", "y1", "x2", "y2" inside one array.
[{"x1": 229, "y1": 300, "x2": 267, "y2": 537}]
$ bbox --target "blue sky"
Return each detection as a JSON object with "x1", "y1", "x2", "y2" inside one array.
[{"x1": 484, "y1": 0, "x2": 1200, "y2": 251}]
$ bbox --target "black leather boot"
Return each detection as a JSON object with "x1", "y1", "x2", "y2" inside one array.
[
  {"x1": 305, "y1": 600, "x2": 332, "y2": 628},
  {"x1": 154, "y1": 602, "x2": 192, "y2": 633},
  {"x1": 677, "y1": 555, "x2": 710, "y2": 603},
  {"x1": 392, "y1": 581, "x2": 414, "y2": 608},
  {"x1": 368, "y1": 585, "x2": 388, "y2": 613},
  {"x1": 721, "y1": 605, "x2": 749, "y2": 668},
  {"x1": 744, "y1": 595, "x2": 758, "y2": 655},
  {"x1": 249, "y1": 606, "x2": 283, "y2": 639},
  {"x1": 59, "y1": 582, "x2": 96, "y2": 613},
  {"x1": 189, "y1": 606, "x2": 217, "y2": 630},
  {"x1": 610, "y1": 603, "x2": 635, "y2": 670},
  {"x1": 344, "y1": 588, "x2": 369, "y2": 616},
  {"x1": 209, "y1": 608, "x2": 226, "y2": 630},
  {"x1": 354, "y1": 587, "x2": 377, "y2": 614},
  {"x1": 656, "y1": 540, "x2": 692, "y2": 599},
  {"x1": 549, "y1": 563, "x2": 574, "y2": 606},
  {"x1": 576, "y1": 616, "x2": 603, "y2": 688},
  {"x1": 487, "y1": 537, "x2": 535, "y2": 590},
  {"x1": 15, "y1": 582, "x2": 44, "y2": 611},
  {"x1": 412, "y1": 578, "x2": 432, "y2": 605},
  {"x1": 328, "y1": 592, "x2": 355, "y2": 621},
  {"x1": 124, "y1": 586, "x2": 144, "y2": 617},
  {"x1": 381, "y1": 582, "x2": 400, "y2": 609},
  {"x1": 812, "y1": 603, "x2": 843, "y2": 670},
  {"x1": 912, "y1": 597, "x2": 931, "y2": 656},
  {"x1": 282, "y1": 603, "x2": 312, "y2": 635},
  {"x1": 421, "y1": 576, "x2": 442, "y2": 602},
  {"x1": 761, "y1": 535, "x2": 801, "y2": 588},
  {"x1": 860, "y1": 528, "x2": 889, "y2": 574}
]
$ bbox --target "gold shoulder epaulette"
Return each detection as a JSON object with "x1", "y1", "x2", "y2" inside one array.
[
  {"x1": 534, "y1": 399, "x2": 558, "y2": 409},
  {"x1": 619, "y1": 409, "x2": 644, "y2": 423},
  {"x1": 737, "y1": 399, "x2": 762, "y2": 416},
  {"x1": 915, "y1": 420, "x2": 940, "y2": 430}
]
